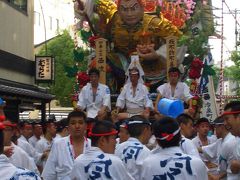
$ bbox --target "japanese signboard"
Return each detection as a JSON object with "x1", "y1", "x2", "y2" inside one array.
[
  {"x1": 35, "y1": 56, "x2": 54, "y2": 83},
  {"x1": 166, "y1": 36, "x2": 177, "y2": 72},
  {"x1": 95, "y1": 38, "x2": 107, "y2": 84}
]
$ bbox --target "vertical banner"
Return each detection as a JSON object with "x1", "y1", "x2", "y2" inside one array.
[
  {"x1": 166, "y1": 36, "x2": 177, "y2": 72},
  {"x1": 35, "y1": 56, "x2": 54, "y2": 83},
  {"x1": 200, "y1": 76, "x2": 218, "y2": 122},
  {"x1": 95, "y1": 38, "x2": 107, "y2": 84}
]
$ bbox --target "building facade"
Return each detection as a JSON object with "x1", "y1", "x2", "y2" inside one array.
[{"x1": 0, "y1": 0, "x2": 54, "y2": 122}]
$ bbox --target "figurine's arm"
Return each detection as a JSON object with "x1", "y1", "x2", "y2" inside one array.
[{"x1": 148, "y1": 14, "x2": 183, "y2": 38}]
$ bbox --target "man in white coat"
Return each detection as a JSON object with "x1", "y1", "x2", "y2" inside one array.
[
  {"x1": 115, "y1": 115, "x2": 152, "y2": 179},
  {"x1": 0, "y1": 122, "x2": 41, "y2": 180},
  {"x1": 42, "y1": 110, "x2": 91, "y2": 180},
  {"x1": 71, "y1": 120, "x2": 134, "y2": 180},
  {"x1": 198, "y1": 116, "x2": 237, "y2": 179},
  {"x1": 77, "y1": 68, "x2": 111, "y2": 120},
  {"x1": 35, "y1": 117, "x2": 56, "y2": 170},
  {"x1": 176, "y1": 113, "x2": 200, "y2": 158},
  {"x1": 222, "y1": 101, "x2": 240, "y2": 179},
  {"x1": 29, "y1": 121, "x2": 43, "y2": 148},
  {"x1": 154, "y1": 67, "x2": 193, "y2": 117},
  {"x1": 3, "y1": 120, "x2": 39, "y2": 173},
  {"x1": 192, "y1": 117, "x2": 217, "y2": 170},
  {"x1": 116, "y1": 61, "x2": 153, "y2": 121},
  {"x1": 17, "y1": 121, "x2": 47, "y2": 166},
  {"x1": 140, "y1": 117, "x2": 208, "y2": 180}
]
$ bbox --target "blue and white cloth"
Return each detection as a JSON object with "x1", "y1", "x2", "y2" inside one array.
[
  {"x1": 140, "y1": 147, "x2": 208, "y2": 180},
  {"x1": 70, "y1": 147, "x2": 134, "y2": 180},
  {"x1": 115, "y1": 137, "x2": 150, "y2": 179},
  {"x1": 0, "y1": 154, "x2": 41, "y2": 180}
]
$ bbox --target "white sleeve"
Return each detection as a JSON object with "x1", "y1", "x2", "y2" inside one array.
[
  {"x1": 103, "y1": 86, "x2": 111, "y2": 110},
  {"x1": 41, "y1": 143, "x2": 58, "y2": 180},
  {"x1": 181, "y1": 139, "x2": 200, "y2": 159},
  {"x1": 112, "y1": 158, "x2": 134, "y2": 180},
  {"x1": 116, "y1": 86, "x2": 127, "y2": 109},
  {"x1": 183, "y1": 83, "x2": 193, "y2": 102},
  {"x1": 192, "y1": 158, "x2": 208, "y2": 180},
  {"x1": 70, "y1": 160, "x2": 84, "y2": 180},
  {"x1": 77, "y1": 86, "x2": 87, "y2": 109},
  {"x1": 143, "y1": 86, "x2": 153, "y2": 109},
  {"x1": 202, "y1": 140, "x2": 219, "y2": 159},
  {"x1": 157, "y1": 84, "x2": 165, "y2": 95}
]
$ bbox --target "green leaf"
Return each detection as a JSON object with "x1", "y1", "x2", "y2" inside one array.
[
  {"x1": 64, "y1": 65, "x2": 78, "y2": 78},
  {"x1": 80, "y1": 29, "x2": 92, "y2": 43},
  {"x1": 73, "y1": 49, "x2": 84, "y2": 62}
]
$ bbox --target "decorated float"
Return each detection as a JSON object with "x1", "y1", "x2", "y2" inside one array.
[{"x1": 64, "y1": 0, "x2": 219, "y2": 120}]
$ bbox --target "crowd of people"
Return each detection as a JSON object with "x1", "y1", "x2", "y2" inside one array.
[{"x1": 1, "y1": 66, "x2": 240, "y2": 180}]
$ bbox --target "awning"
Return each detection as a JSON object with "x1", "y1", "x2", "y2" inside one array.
[{"x1": 0, "y1": 81, "x2": 55, "y2": 101}]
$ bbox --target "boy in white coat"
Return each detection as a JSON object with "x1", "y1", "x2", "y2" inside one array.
[
  {"x1": 140, "y1": 117, "x2": 208, "y2": 180},
  {"x1": 70, "y1": 120, "x2": 133, "y2": 180}
]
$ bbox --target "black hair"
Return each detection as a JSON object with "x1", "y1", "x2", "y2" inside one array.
[
  {"x1": 176, "y1": 113, "x2": 193, "y2": 125},
  {"x1": 224, "y1": 101, "x2": 240, "y2": 113},
  {"x1": 88, "y1": 68, "x2": 100, "y2": 76},
  {"x1": 56, "y1": 118, "x2": 68, "y2": 133},
  {"x1": 168, "y1": 67, "x2": 181, "y2": 74},
  {"x1": 18, "y1": 121, "x2": 32, "y2": 129},
  {"x1": 67, "y1": 111, "x2": 86, "y2": 124},
  {"x1": 127, "y1": 115, "x2": 151, "y2": 138},
  {"x1": 91, "y1": 120, "x2": 116, "y2": 146},
  {"x1": 195, "y1": 117, "x2": 209, "y2": 126},
  {"x1": 153, "y1": 117, "x2": 181, "y2": 148}
]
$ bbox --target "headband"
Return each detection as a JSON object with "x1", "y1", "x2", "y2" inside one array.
[
  {"x1": 222, "y1": 110, "x2": 240, "y2": 116},
  {"x1": 156, "y1": 128, "x2": 180, "y2": 141},
  {"x1": 127, "y1": 120, "x2": 151, "y2": 126},
  {"x1": 88, "y1": 129, "x2": 118, "y2": 137},
  {"x1": 3, "y1": 122, "x2": 17, "y2": 128}
]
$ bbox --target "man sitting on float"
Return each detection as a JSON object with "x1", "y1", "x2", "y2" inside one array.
[
  {"x1": 115, "y1": 58, "x2": 153, "y2": 121},
  {"x1": 154, "y1": 67, "x2": 194, "y2": 118}
]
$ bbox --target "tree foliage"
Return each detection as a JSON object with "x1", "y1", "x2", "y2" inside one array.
[{"x1": 37, "y1": 31, "x2": 76, "y2": 106}]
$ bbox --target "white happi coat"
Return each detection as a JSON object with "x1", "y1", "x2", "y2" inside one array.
[
  {"x1": 9, "y1": 142, "x2": 39, "y2": 174},
  {"x1": 229, "y1": 136, "x2": 240, "y2": 180},
  {"x1": 115, "y1": 137, "x2": 151, "y2": 180},
  {"x1": 17, "y1": 135, "x2": 42, "y2": 165},
  {"x1": 0, "y1": 154, "x2": 41, "y2": 180},
  {"x1": 77, "y1": 83, "x2": 111, "y2": 118},
  {"x1": 42, "y1": 135, "x2": 91, "y2": 180},
  {"x1": 35, "y1": 136, "x2": 52, "y2": 168},
  {"x1": 214, "y1": 133, "x2": 237, "y2": 180},
  {"x1": 70, "y1": 147, "x2": 134, "y2": 180},
  {"x1": 140, "y1": 147, "x2": 208, "y2": 180},
  {"x1": 192, "y1": 134, "x2": 217, "y2": 162},
  {"x1": 157, "y1": 82, "x2": 193, "y2": 102},
  {"x1": 180, "y1": 136, "x2": 200, "y2": 159},
  {"x1": 116, "y1": 82, "x2": 153, "y2": 114},
  {"x1": 29, "y1": 135, "x2": 42, "y2": 148}
]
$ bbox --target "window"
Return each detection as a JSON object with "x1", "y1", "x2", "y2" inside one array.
[
  {"x1": 7, "y1": 0, "x2": 27, "y2": 12},
  {"x1": 34, "y1": 11, "x2": 40, "y2": 26}
]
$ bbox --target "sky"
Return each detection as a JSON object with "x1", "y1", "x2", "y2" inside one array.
[{"x1": 209, "y1": 0, "x2": 240, "y2": 67}]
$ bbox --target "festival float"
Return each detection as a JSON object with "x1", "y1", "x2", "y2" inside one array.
[{"x1": 65, "y1": 0, "x2": 218, "y2": 120}]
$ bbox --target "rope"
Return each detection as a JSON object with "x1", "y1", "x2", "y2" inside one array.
[{"x1": 219, "y1": 0, "x2": 224, "y2": 114}]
